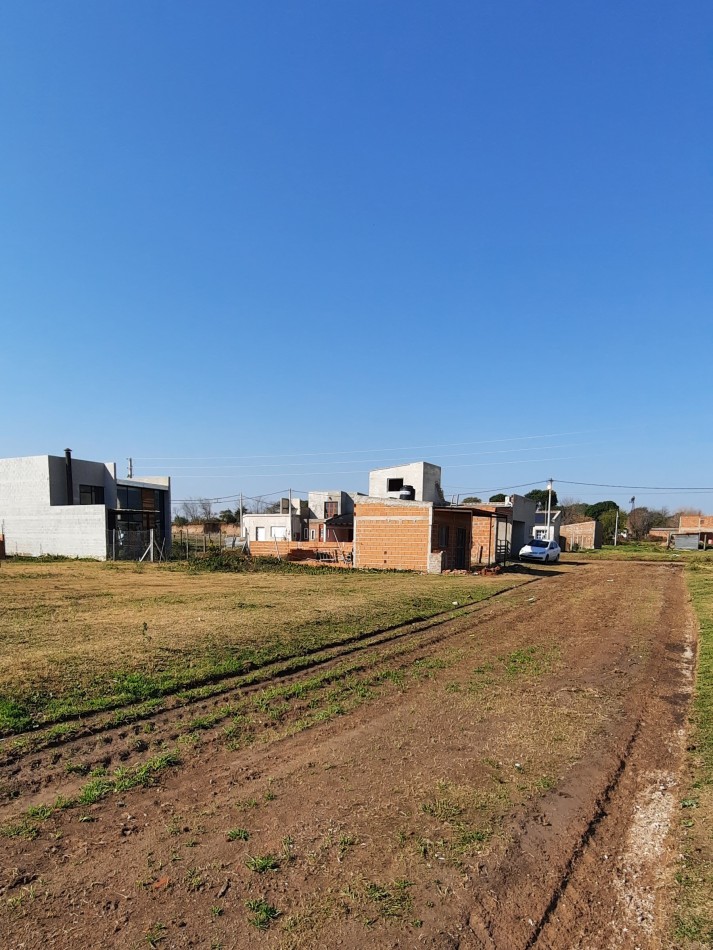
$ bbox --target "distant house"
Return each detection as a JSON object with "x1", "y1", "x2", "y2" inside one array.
[
  {"x1": 672, "y1": 514, "x2": 713, "y2": 550},
  {"x1": 461, "y1": 495, "x2": 537, "y2": 566},
  {"x1": 306, "y1": 491, "x2": 355, "y2": 542},
  {"x1": 559, "y1": 520, "x2": 603, "y2": 551},
  {"x1": 0, "y1": 451, "x2": 171, "y2": 560},
  {"x1": 533, "y1": 509, "x2": 561, "y2": 543},
  {"x1": 243, "y1": 497, "x2": 306, "y2": 543}
]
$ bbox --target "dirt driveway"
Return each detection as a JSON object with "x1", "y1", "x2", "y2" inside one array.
[{"x1": 0, "y1": 561, "x2": 695, "y2": 949}]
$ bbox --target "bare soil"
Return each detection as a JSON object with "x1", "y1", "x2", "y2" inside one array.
[{"x1": 0, "y1": 561, "x2": 695, "y2": 949}]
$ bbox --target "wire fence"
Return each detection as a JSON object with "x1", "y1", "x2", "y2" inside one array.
[
  {"x1": 106, "y1": 529, "x2": 168, "y2": 562},
  {"x1": 171, "y1": 529, "x2": 248, "y2": 560}
]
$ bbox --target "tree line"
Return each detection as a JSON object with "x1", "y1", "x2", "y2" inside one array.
[{"x1": 172, "y1": 497, "x2": 283, "y2": 527}]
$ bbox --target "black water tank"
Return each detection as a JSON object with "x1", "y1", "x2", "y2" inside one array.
[{"x1": 398, "y1": 485, "x2": 416, "y2": 500}]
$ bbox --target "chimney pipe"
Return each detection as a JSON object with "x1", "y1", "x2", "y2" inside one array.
[{"x1": 64, "y1": 448, "x2": 74, "y2": 505}]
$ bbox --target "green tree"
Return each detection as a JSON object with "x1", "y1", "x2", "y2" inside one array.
[
  {"x1": 489, "y1": 493, "x2": 506, "y2": 503},
  {"x1": 462, "y1": 496, "x2": 482, "y2": 504},
  {"x1": 599, "y1": 507, "x2": 625, "y2": 544},
  {"x1": 525, "y1": 488, "x2": 558, "y2": 509},
  {"x1": 584, "y1": 500, "x2": 618, "y2": 520},
  {"x1": 628, "y1": 507, "x2": 656, "y2": 540},
  {"x1": 172, "y1": 515, "x2": 189, "y2": 527},
  {"x1": 218, "y1": 509, "x2": 237, "y2": 524}
]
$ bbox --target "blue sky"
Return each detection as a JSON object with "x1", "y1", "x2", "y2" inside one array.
[{"x1": 1, "y1": 1, "x2": 712, "y2": 513}]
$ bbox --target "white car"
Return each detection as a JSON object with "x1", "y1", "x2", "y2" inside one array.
[{"x1": 519, "y1": 538, "x2": 561, "y2": 563}]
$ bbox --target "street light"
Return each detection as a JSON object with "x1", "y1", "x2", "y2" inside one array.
[{"x1": 546, "y1": 479, "x2": 553, "y2": 538}]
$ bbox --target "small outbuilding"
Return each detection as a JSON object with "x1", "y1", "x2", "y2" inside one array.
[{"x1": 559, "y1": 520, "x2": 603, "y2": 551}]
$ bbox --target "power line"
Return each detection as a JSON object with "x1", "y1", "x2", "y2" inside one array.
[
  {"x1": 155, "y1": 454, "x2": 590, "y2": 483},
  {"x1": 149, "y1": 441, "x2": 600, "y2": 472},
  {"x1": 132, "y1": 429, "x2": 605, "y2": 462},
  {"x1": 556, "y1": 479, "x2": 713, "y2": 491}
]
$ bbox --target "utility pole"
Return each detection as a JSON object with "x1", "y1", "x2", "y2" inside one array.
[
  {"x1": 127, "y1": 457, "x2": 133, "y2": 479},
  {"x1": 613, "y1": 507, "x2": 619, "y2": 546},
  {"x1": 546, "y1": 479, "x2": 553, "y2": 539},
  {"x1": 288, "y1": 488, "x2": 292, "y2": 541},
  {"x1": 239, "y1": 493, "x2": 244, "y2": 538}
]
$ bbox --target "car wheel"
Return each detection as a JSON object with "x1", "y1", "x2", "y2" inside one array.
[{"x1": 543, "y1": 555, "x2": 549, "y2": 563}]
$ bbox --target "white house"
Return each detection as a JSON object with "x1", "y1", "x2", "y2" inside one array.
[
  {"x1": 243, "y1": 497, "x2": 305, "y2": 543},
  {"x1": 0, "y1": 451, "x2": 171, "y2": 560}
]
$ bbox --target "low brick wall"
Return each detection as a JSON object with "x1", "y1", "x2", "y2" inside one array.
[{"x1": 249, "y1": 540, "x2": 352, "y2": 562}]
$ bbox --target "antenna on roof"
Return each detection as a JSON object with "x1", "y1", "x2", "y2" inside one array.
[{"x1": 127, "y1": 457, "x2": 133, "y2": 479}]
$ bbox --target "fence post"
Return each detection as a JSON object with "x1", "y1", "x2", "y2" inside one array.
[
  {"x1": 112, "y1": 529, "x2": 116, "y2": 561},
  {"x1": 150, "y1": 529, "x2": 154, "y2": 562}
]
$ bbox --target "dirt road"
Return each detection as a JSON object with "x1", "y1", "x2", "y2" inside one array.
[{"x1": 0, "y1": 561, "x2": 695, "y2": 949}]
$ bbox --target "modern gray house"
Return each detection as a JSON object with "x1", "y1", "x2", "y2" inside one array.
[{"x1": 0, "y1": 451, "x2": 171, "y2": 560}]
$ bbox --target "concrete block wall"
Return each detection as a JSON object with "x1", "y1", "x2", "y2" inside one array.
[
  {"x1": 1, "y1": 505, "x2": 108, "y2": 558},
  {"x1": 368, "y1": 462, "x2": 445, "y2": 504},
  {"x1": 0, "y1": 456, "x2": 109, "y2": 557},
  {"x1": 353, "y1": 501, "x2": 431, "y2": 571}
]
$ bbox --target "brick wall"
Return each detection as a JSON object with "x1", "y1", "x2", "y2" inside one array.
[
  {"x1": 354, "y1": 502, "x2": 431, "y2": 571},
  {"x1": 560, "y1": 520, "x2": 601, "y2": 550},
  {"x1": 249, "y1": 540, "x2": 352, "y2": 561},
  {"x1": 431, "y1": 508, "x2": 472, "y2": 569},
  {"x1": 470, "y1": 514, "x2": 497, "y2": 565},
  {"x1": 680, "y1": 514, "x2": 713, "y2": 530}
]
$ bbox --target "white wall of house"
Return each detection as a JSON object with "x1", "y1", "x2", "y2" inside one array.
[
  {"x1": 243, "y1": 512, "x2": 301, "y2": 542},
  {"x1": 0, "y1": 456, "x2": 110, "y2": 558},
  {"x1": 0, "y1": 455, "x2": 171, "y2": 560},
  {"x1": 307, "y1": 491, "x2": 355, "y2": 519}
]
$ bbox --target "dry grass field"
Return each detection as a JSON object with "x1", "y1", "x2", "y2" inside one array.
[
  {"x1": 0, "y1": 559, "x2": 696, "y2": 949},
  {"x1": 0, "y1": 559, "x2": 522, "y2": 733}
]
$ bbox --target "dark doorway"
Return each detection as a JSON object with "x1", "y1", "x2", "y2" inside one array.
[{"x1": 455, "y1": 527, "x2": 468, "y2": 569}]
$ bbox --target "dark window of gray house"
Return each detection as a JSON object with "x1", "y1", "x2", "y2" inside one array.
[
  {"x1": 387, "y1": 478, "x2": 404, "y2": 492},
  {"x1": 79, "y1": 484, "x2": 105, "y2": 505},
  {"x1": 324, "y1": 501, "x2": 339, "y2": 519}
]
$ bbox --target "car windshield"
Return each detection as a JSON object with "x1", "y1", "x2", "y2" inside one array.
[{"x1": 528, "y1": 539, "x2": 548, "y2": 548}]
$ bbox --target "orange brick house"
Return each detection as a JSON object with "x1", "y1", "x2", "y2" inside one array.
[
  {"x1": 353, "y1": 497, "x2": 472, "y2": 573},
  {"x1": 463, "y1": 502, "x2": 513, "y2": 567}
]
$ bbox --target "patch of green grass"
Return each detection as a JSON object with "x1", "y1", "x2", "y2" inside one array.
[
  {"x1": 185, "y1": 868, "x2": 206, "y2": 891},
  {"x1": 675, "y1": 564, "x2": 713, "y2": 945},
  {"x1": 457, "y1": 828, "x2": 490, "y2": 849},
  {"x1": 226, "y1": 827, "x2": 250, "y2": 841},
  {"x1": 77, "y1": 777, "x2": 113, "y2": 805},
  {"x1": 0, "y1": 818, "x2": 39, "y2": 840},
  {"x1": 501, "y1": 645, "x2": 543, "y2": 676},
  {"x1": 245, "y1": 854, "x2": 280, "y2": 873},
  {"x1": 145, "y1": 922, "x2": 167, "y2": 947},
  {"x1": 365, "y1": 879, "x2": 414, "y2": 920},
  {"x1": 0, "y1": 698, "x2": 33, "y2": 733},
  {"x1": 245, "y1": 897, "x2": 280, "y2": 929}
]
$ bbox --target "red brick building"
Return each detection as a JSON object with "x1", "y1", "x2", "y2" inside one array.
[{"x1": 353, "y1": 497, "x2": 472, "y2": 572}]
